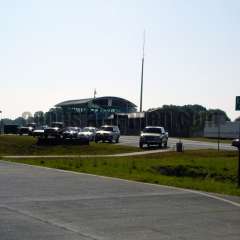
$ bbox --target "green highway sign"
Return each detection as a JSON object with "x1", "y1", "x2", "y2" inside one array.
[{"x1": 236, "y1": 96, "x2": 240, "y2": 111}]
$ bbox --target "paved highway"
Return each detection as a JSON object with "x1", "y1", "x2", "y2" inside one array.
[
  {"x1": 0, "y1": 160, "x2": 239, "y2": 240},
  {"x1": 119, "y1": 135, "x2": 235, "y2": 151}
]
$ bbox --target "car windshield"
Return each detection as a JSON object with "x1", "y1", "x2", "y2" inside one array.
[
  {"x1": 35, "y1": 127, "x2": 45, "y2": 130},
  {"x1": 51, "y1": 124, "x2": 63, "y2": 128},
  {"x1": 65, "y1": 127, "x2": 77, "y2": 131},
  {"x1": 83, "y1": 127, "x2": 94, "y2": 132},
  {"x1": 100, "y1": 127, "x2": 113, "y2": 131},
  {"x1": 143, "y1": 128, "x2": 162, "y2": 134}
]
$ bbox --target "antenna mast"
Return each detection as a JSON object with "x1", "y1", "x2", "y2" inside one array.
[{"x1": 140, "y1": 30, "x2": 145, "y2": 112}]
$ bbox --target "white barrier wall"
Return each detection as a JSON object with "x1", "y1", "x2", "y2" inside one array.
[{"x1": 204, "y1": 121, "x2": 240, "y2": 138}]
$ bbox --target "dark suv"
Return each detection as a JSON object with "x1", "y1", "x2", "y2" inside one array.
[{"x1": 43, "y1": 122, "x2": 64, "y2": 139}]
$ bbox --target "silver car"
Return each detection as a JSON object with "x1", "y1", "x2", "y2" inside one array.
[
  {"x1": 78, "y1": 127, "x2": 97, "y2": 141},
  {"x1": 139, "y1": 126, "x2": 168, "y2": 148},
  {"x1": 95, "y1": 125, "x2": 120, "y2": 143}
]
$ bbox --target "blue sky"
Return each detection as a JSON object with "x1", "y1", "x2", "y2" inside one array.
[{"x1": 1, "y1": 0, "x2": 240, "y2": 120}]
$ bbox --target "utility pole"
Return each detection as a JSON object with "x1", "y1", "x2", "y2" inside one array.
[
  {"x1": 0, "y1": 110, "x2": 2, "y2": 134},
  {"x1": 139, "y1": 31, "x2": 145, "y2": 133},
  {"x1": 217, "y1": 114, "x2": 221, "y2": 152},
  {"x1": 238, "y1": 122, "x2": 240, "y2": 187},
  {"x1": 233, "y1": 96, "x2": 240, "y2": 187},
  {"x1": 94, "y1": 89, "x2": 97, "y2": 99},
  {"x1": 139, "y1": 31, "x2": 145, "y2": 113}
]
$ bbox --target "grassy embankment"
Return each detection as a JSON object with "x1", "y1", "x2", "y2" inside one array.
[
  {"x1": 182, "y1": 137, "x2": 232, "y2": 144},
  {"x1": 6, "y1": 150, "x2": 240, "y2": 196},
  {"x1": 0, "y1": 135, "x2": 139, "y2": 156}
]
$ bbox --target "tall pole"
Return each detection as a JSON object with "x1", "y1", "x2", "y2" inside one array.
[
  {"x1": 140, "y1": 31, "x2": 145, "y2": 113},
  {"x1": 238, "y1": 120, "x2": 240, "y2": 187},
  {"x1": 0, "y1": 110, "x2": 2, "y2": 135},
  {"x1": 94, "y1": 89, "x2": 97, "y2": 99},
  {"x1": 139, "y1": 31, "x2": 145, "y2": 133},
  {"x1": 217, "y1": 120, "x2": 220, "y2": 152}
]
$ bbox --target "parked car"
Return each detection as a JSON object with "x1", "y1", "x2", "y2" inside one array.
[
  {"x1": 18, "y1": 127, "x2": 31, "y2": 136},
  {"x1": 62, "y1": 127, "x2": 81, "y2": 139},
  {"x1": 32, "y1": 125, "x2": 48, "y2": 138},
  {"x1": 43, "y1": 122, "x2": 64, "y2": 139},
  {"x1": 78, "y1": 127, "x2": 97, "y2": 141},
  {"x1": 95, "y1": 125, "x2": 120, "y2": 143},
  {"x1": 139, "y1": 126, "x2": 168, "y2": 149},
  {"x1": 18, "y1": 123, "x2": 36, "y2": 136},
  {"x1": 232, "y1": 139, "x2": 240, "y2": 148}
]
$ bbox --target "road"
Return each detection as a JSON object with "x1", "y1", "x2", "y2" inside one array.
[
  {"x1": 119, "y1": 136, "x2": 235, "y2": 151},
  {"x1": 0, "y1": 160, "x2": 240, "y2": 240}
]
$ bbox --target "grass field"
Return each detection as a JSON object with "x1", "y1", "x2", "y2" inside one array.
[
  {"x1": 0, "y1": 135, "x2": 139, "y2": 155},
  {"x1": 6, "y1": 150, "x2": 240, "y2": 196},
  {"x1": 182, "y1": 137, "x2": 232, "y2": 144}
]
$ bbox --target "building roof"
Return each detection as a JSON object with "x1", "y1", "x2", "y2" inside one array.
[
  {"x1": 55, "y1": 96, "x2": 137, "y2": 108},
  {"x1": 56, "y1": 98, "x2": 92, "y2": 107}
]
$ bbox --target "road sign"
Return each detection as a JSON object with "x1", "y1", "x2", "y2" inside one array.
[{"x1": 236, "y1": 96, "x2": 240, "y2": 111}]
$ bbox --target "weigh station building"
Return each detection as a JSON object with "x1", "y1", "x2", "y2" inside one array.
[{"x1": 55, "y1": 96, "x2": 138, "y2": 131}]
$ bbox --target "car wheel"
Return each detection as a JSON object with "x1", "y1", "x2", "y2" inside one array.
[
  {"x1": 115, "y1": 137, "x2": 119, "y2": 143},
  {"x1": 158, "y1": 141, "x2": 162, "y2": 148},
  {"x1": 164, "y1": 142, "x2": 168, "y2": 148}
]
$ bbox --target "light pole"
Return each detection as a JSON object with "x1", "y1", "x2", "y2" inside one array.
[
  {"x1": 139, "y1": 31, "x2": 145, "y2": 133},
  {"x1": 139, "y1": 31, "x2": 145, "y2": 113},
  {"x1": 234, "y1": 96, "x2": 240, "y2": 187},
  {"x1": 0, "y1": 110, "x2": 2, "y2": 134}
]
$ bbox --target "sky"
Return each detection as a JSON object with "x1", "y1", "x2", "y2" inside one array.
[{"x1": 0, "y1": 0, "x2": 240, "y2": 120}]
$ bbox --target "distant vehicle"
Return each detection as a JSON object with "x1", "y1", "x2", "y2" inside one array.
[
  {"x1": 4, "y1": 125, "x2": 18, "y2": 134},
  {"x1": 62, "y1": 127, "x2": 81, "y2": 139},
  {"x1": 18, "y1": 123, "x2": 36, "y2": 136},
  {"x1": 95, "y1": 125, "x2": 120, "y2": 143},
  {"x1": 78, "y1": 127, "x2": 98, "y2": 141},
  {"x1": 43, "y1": 122, "x2": 64, "y2": 138},
  {"x1": 232, "y1": 139, "x2": 240, "y2": 149},
  {"x1": 18, "y1": 127, "x2": 31, "y2": 136},
  {"x1": 139, "y1": 126, "x2": 168, "y2": 149},
  {"x1": 32, "y1": 125, "x2": 48, "y2": 138}
]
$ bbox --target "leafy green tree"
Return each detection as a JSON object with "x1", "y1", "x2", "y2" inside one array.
[{"x1": 34, "y1": 111, "x2": 45, "y2": 126}]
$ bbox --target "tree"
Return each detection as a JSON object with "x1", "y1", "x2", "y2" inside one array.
[
  {"x1": 13, "y1": 117, "x2": 26, "y2": 126},
  {"x1": 1, "y1": 118, "x2": 13, "y2": 125},
  {"x1": 34, "y1": 111, "x2": 45, "y2": 126},
  {"x1": 146, "y1": 105, "x2": 231, "y2": 137},
  {"x1": 206, "y1": 109, "x2": 230, "y2": 123}
]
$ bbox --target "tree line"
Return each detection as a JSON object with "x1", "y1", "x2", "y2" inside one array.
[
  {"x1": 146, "y1": 104, "x2": 231, "y2": 137},
  {"x1": 0, "y1": 104, "x2": 238, "y2": 137}
]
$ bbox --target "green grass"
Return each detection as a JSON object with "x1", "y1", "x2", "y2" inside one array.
[
  {"x1": 182, "y1": 137, "x2": 232, "y2": 144},
  {"x1": 0, "y1": 135, "x2": 139, "y2": 155},
  {"x1": 6, "y1": 150, "x2": 240, "y2": 196}
]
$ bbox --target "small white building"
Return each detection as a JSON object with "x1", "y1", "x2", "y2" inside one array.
[{"x1": 204, "y1": 121, "x2": 240, "y2": 139}]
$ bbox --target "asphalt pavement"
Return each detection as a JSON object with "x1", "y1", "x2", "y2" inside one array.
[
  {"x1": 0, "y1": 160, "x2": 240, "y2": 240},
  {"x1": 119, "y1": 135, "x2": 236, "y2": 151}
]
